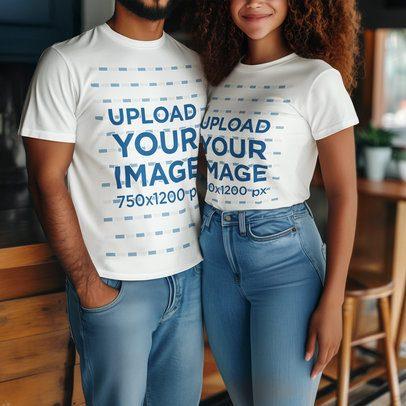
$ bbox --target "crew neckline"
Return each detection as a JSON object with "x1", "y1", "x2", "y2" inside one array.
[
  {"x1": 100, "y1": 23, "x2": 167, "y2": 49},
  {"x1": 236, "y1": 52, "x2": 298, "y2": 71}
]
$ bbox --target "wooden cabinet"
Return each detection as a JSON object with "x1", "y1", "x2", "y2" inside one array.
[
  {"x1": 0, "y1": 244, "x2": 85, "y2": 405},
  {"x1": 0, "y1": 0, "x2": 80, "y2": 62}
]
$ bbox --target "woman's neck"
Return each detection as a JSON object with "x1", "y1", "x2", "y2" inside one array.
[{"x1": 244, "y1": 27, "x2": 291, "y2": 65}]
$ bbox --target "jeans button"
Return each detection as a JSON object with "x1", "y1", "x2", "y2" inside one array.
[{"x1": 224, "y1": 215, "x2": 232, "y2": 222}]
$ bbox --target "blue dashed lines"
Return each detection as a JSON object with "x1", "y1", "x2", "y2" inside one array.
[
  {"x1": 95, "y1": 64, "x2": 195, "y2": 72},
  {"x1": 101, "y1": 205, "x2": 200, "y2": 224},
  {"x1": 105, "y1": 240, "x2": 197, "y2": 258},
  {"x1": 208, "y1": 96, "x2": 290, "y2": 104},
  {"x1": 223, "y1": 83, "x2": 287, "y2": 90}
]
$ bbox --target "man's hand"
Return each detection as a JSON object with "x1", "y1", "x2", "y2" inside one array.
[
  {"x1": 77, "y1": 277, "x2": 120, "y2": 309},
  {"x1": 23, "y1": 137, "x2": 114, "y2": 307}
]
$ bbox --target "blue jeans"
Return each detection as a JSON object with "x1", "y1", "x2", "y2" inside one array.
[
  {"x1": 199, "y1": 201, "x2": 327, "y2": 406},
  {"x1": 65, "y1": 264, "x2": 204, "y2": 406}
]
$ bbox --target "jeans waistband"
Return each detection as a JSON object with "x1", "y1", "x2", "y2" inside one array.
[{"x1": 201, "y1": 200, "x2": 314, "y2": 232}]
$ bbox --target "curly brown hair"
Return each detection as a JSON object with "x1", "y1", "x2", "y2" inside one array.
[{"x1": 195, "y1": 0, "x2": 361, "y2": 93}]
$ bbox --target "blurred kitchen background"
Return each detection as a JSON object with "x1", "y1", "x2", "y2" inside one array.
[{"x1": 0, "y1": 1, "x2": 405, "y2": 405}]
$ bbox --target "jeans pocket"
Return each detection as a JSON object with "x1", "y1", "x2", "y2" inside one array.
[
  {"x1": 67, "y1": 276, "x2": 127, "y2": 313},
  {"x1": 247, "y1": 217, "x2": 296, "y2": 243},
  {"x1": 294, "y1": 217, "x2": 326, "y2": 287}
]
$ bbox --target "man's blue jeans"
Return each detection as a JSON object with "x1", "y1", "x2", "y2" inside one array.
[
  {"x1": 200, "y1": 201, "x2": 326, "y2": 406},
  {"x1": 65, "y1": 264, "x2": 204, "y2": 406}
]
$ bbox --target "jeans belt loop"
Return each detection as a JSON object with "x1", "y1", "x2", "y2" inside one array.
[
  {"x1": 304, "y1": 200, "x2": 314, "y2": 218},
  {"x1": 238, "y1": 211, "x2": 247, "y2": 236}
]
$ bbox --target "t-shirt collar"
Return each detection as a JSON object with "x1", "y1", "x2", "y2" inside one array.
[
  {"x1": 236, "y1": 52, "x2": 298, "y2": 72},
  {"x1": 100, "y1": 22, "x2": 167, "y2": 49}
]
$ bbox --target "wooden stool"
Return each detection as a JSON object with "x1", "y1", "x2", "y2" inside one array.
[{"x1": 338, "y1": 270, "x2": 401, "y2": 406}]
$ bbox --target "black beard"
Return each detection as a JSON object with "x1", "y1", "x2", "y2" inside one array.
[{"x1": 118, "y1": 0, "x2": 175, "y2": 21}]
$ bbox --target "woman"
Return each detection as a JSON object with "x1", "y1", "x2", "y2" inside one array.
[{"x1": 196, "y1": 1, "x2": 360, "y2": 404}]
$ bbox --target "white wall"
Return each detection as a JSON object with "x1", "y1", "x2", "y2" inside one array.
[{"x1": 82, "y1": 0, "x2": 115, "y2": 31}]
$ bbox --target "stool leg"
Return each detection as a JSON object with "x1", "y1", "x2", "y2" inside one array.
[
  {"x1": 379, "y1": 296, "x2": 401, "y2": 406},
  {"x1": 338, "y1": 297, "x2": 355, "y2": 406}
]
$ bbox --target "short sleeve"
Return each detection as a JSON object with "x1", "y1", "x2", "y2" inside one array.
[
  {"x1": 18, "y1": 46, "x2": 77, "y2": 143},
  {"x1": 305, "y1": 68, "x2": 359, "y2": 140}
]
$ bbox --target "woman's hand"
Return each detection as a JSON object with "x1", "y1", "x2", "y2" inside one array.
[{"x1": 305, "y1": 298, "x2": 343, "y2": 379}]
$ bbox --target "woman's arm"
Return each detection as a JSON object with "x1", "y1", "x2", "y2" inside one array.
[{"x1": 305, "y1": 126, "x2": 358, "y2": 378}]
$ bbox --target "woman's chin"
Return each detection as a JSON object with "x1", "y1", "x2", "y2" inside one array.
[{"x1": 243, "y1": 30, "x2": 273, "y2": 41}]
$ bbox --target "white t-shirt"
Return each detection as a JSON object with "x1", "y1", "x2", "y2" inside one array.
[
  {"x1": 19, "y1": 23, "x2": 208, "y2": 280},
  {"x1": 201, "y1": 52, "x2": 359, "y2": 210}
]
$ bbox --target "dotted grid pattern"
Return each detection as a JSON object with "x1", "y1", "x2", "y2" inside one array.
[{"x1": 90, "y1": 64, "x2": 206, "y2": 258}]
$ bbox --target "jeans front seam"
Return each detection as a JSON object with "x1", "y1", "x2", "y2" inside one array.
[
  {"x1": 222, "y1": 226, "x2": 249, "y2": 300},
  {"x1": 238, "y1": 211, "x2": 247, "y2": 236}
]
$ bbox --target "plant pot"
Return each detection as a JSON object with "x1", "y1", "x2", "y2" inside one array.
[
  {"x1": 364, "y1": 146, "x2": 392, "y2": 181},
  {"x1": 398, "y1": 161, "x2": 406, "y2": 182}
]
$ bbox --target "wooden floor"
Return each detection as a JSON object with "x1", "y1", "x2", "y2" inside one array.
[{"x1": 202, "y1": 328, "x2": 406, "y2": 404}]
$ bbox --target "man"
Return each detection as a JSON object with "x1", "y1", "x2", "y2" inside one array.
[{"x1": 19, "y1": 1, "x2": 207, "y2": 405}]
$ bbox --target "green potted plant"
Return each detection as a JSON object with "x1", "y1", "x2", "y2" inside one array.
[{"x1": 356, "y1": 124, "x2": 395, "y2": 181}]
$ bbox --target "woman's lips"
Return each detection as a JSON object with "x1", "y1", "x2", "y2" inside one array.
[{"x1": 242, "y1": 13, "x2": 273, "y2": 22}]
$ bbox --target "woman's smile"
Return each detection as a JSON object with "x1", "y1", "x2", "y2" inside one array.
[{"x1": 241, "y1": 12, "x2": 274, "y2": 22}]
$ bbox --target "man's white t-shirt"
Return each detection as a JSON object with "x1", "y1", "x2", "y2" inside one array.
[
  {"x1": 19, "y1": 23, "x2": 208, "y2": 280},
  {"x1": 201, "y1": 52, "x2": 359, "y2": 210}
]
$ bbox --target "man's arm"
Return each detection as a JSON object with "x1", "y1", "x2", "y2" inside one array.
[{"x1": 24, "y1": 137, "x2": 118, "y2": 308}]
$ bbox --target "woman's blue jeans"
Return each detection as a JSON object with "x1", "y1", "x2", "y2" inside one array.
[{"x1": 199, "y1": 201, "x2": 327, "y2": 406}]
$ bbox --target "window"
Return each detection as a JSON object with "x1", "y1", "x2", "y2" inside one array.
[{"x1": 373, "y1": 29, "x2": 406, "y2": 130}]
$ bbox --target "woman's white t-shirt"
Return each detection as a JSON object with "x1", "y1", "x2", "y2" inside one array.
[{"x1": 201, "y1": 52, "x2": 359, "y2": 210}]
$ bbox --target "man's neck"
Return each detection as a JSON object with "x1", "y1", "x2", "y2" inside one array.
[{"x1": 107, "y1": 2, "x2": 165, "y2": 41}]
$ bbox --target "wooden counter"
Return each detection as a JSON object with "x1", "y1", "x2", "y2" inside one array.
[{"x1": 313, "y1": 174, "x2": 406, "y2": 351}]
